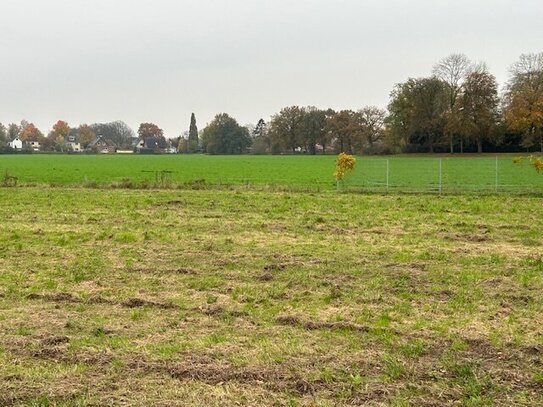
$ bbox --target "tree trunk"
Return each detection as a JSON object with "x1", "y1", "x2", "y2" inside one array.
[
  {"x1": 449, "y1": 133, "x2": 454, "y2": 154},
  {"x1": 460, "y1": 137, "x2": 464, "y2": 154},
  {"x1": 477, "y1": 138, "x2": 483, "y2": 154}
]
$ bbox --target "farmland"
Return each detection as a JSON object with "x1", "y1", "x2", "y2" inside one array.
[
  {"x1": 1, "y1": 154, "x2": 542, "y2": 193},
  {"x1": 0, "y1": 187, "x2": 542, "y2": 406}
]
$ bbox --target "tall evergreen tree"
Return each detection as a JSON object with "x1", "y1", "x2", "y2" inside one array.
[{"x1": 188, "y1": 113, "x2": 199, "y2": 153}]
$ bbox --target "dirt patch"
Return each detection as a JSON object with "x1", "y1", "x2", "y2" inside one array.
[
  {"x1": 86, "y1": 295, "x2": 115, "y2": 305},
  {"x1": 41, "y1": 335, "x2": 70, "y2": 346},
  {"x1": 127, "y1": 266, "x2": 199, "y2": 276},
  {"x1": 260, "y1": 263, "x2": 287, "y2": 281},
  {"x1": 121, "y1": 298, "x2": 177, "y2": 310},
  {"x1": 523, "y1": 345, "x2": 542, "y2": 355},
  {"x1": 32, "y1": 347, "x2": 66, "y2": 360},
  {"x1": 26, "y1": 292, "x2": 177, "y2": 310},
  {"x1": 127, "y1": 356, "x2": 327, "y2": 396},
  {"x1": 175, "y1": 267, "x2": 198, "y2": 275},
  {"x1": 442, "y1": 232, "x2": 492, "y2": 243},
  {"x1": 164, "y1": 200, "x2": 185, "y2": 206},
  {"x1": 258, "y1": 272, "x2": 275, "y2": 282},
  {"x1": 198, "y1": 305, "x2": 248, "y2": 318},
  {"x1": 276, "y1": 315, "x2": 369, "y2": 333},
  {"x1": 467, "y1": 234, "x2": 492, "y2": 242},
  {"x1": 27, "y1": 292, "x2": 83, "y2": 303},
  {"x1": 499, "y1": 294, "x2": 534, "y2": 306},
  {"x1": 13, "y1": 341, "x2": 113, "y2": 366}
]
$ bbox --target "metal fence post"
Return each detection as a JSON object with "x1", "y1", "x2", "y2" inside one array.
[
  {"x1": 386, "y1": 159, "x2": 390, "y2": 193},
  {"x1": 439, "y1": 158, "x2": 443, "y2": 195},
  {"x1": 495, "y1": 156, "x2": 499, "y2": 193}
]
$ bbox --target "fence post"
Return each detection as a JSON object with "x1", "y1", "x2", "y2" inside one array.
[
  {"x1": 495, "y1": 156, "x2": 499, "y2": 193},
  {"x1": 386, "y1": 159, "x2": 390, "y2": 193},
  {"x1": 439, "y1": 158, "x2": 443, "y2": 195}
]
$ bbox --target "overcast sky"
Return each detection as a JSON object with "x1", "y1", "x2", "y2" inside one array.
[{"x1": 1, "y1": 0, "x2": 542, "y2": 138}]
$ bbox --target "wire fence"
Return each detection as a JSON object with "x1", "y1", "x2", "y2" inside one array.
[
  {"x1": 343, "y1": 156, "x2": 543, "y2": 194},
  {"x1": 4, "y1": 155, "x2": 541, "y2": 194},
  {"x1": 144, "y1": 156, "x2": 541, "y2": 194}
]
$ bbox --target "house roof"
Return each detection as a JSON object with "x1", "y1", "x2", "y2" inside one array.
[
  {"x1": 138, "y1": 136, "x2": 168, "y2": 149},
  {"x1": 89, "y1": 135, "x2": 116, "y2": 148}
]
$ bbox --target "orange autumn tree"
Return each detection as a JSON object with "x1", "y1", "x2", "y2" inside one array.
[
  {"x1": 49, "y1": 120, "x2": 71, "y2": 150},
  {"x1": 513, "y1": 155, "x2": 543, "y2": 173},
  {"x1": 19, "y1": 122, "x2": 44, "y2": 142},
  {"x1": 532, "y1": 157, "x2": 543, "y2": 173},
  {"x1": 503, "y1": 53, "x2": 543, "y2": 152},
  {"x1": 334, "y1": 153, "x2": 356, "y2": 190}
]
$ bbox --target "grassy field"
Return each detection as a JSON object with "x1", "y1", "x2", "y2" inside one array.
[
  {"x1": 0, "y1": 154, "x2": 542, "y2": 193},
  {"x1": 1, "y1": 187, "x2": 542, "y2": 406}
]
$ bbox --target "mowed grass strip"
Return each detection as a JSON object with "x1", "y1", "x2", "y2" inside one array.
[
  {"x1": 0, "y1": 188, "x2": 542, "y2": 406},
  {"x1": 1, "y1": 154, "x2": 542, "y2": 193}
]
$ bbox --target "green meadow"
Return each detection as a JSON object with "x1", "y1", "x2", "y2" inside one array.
[
  {"x1": 1, "y1": 154, "x2": 542, "y2": 193},
  {"x1": 0, "y1": 187, "x2": 542, "y2": 406}
]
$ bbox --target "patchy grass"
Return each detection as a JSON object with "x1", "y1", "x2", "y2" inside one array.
[{"x1": 0, "y1": 188, "x2": 542, "y2": 406}]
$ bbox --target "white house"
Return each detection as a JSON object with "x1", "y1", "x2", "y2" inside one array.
[
  {"x1": 66, "y1": 141, "x2": 82, "y2": 152},
  {"x1": 65, "y1": 134, "x2": 81, "y2": 152},
  {"x1": 8, "y1": 137, "x2": 23, "y2": 150}
]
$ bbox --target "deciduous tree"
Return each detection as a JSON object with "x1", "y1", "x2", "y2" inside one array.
[
  {"x1": 91, "y1": 121, "x2": 135, "y2": 149},
  {"x1": 357, "y1": 106, "x2": 387, "y2": 151},
  {"x1": 77, "y1": 125, "x2": 96, "y2": 149},
  {"x1": 177, "y1": 136, "x2": 189, "y2": 153},
  {"x1": 386, "y1": 83, "x2": 413, "y2": 152},
  {"x1": 458, "y1": 69, "x2": 500, "y2": 153},
  {"x1": 6, "y1": 123, "x2": 20, "y2": 142},
  {"x1": 503, "y1": 53, "x2": 543, "y2": 152},
  {"x1": 48, "y1": 120, "x2": 71, "y2": 151},
  {"x1": 19, "y1": 122, "x2": 44, "y2": 142},
  {"x1": 269, "y1": 106, "x2": 304, "y2": 153},
  {"x1": 326, "y1": 110, "x2": 357, "y2": 154},
  {"x1": 387, "y1": 78, "x2": 448, "y2": 153},
  {"x1": 432, "y1": 54, "x2": 473, "y2": 153},
  {"x1": 201, "y1": 113, "x2": 251, "y2": 154},
  {"x1": 138, "y1": 122, "x2": 164, "y2": 139},
  {"x1": 300, "y1": 107, "x2": 328, "y2": 155}
]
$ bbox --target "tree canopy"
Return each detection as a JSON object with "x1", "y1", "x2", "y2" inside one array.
[
  {"x1": 504, "y1": 53, "x2": 543, "y2": 152},
  {"x1": 91, "y1": 121, "x2": 135, "y2": 149},
  {"x1": 201, "y1": 113, "x2": 251, "y2": 154}
]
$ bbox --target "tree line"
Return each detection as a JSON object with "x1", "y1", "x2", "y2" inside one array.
[
  {"x1": 1, "y1": 52, "x2": 542, "y2": 154},
  {"x1": 190, "y1": 52, "x2": 543, "y2": 155}
]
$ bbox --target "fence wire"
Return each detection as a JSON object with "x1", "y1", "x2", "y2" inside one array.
[{"x1": 344, "y1": 157, "x2": 543, "y2": 194}]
